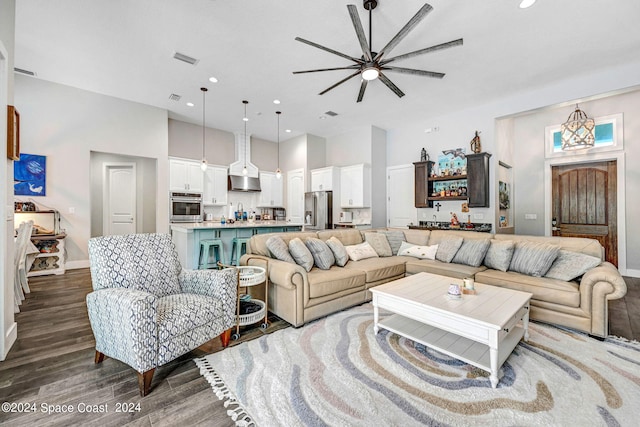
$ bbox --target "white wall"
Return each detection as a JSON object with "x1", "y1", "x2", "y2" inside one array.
[
  {"x1": 1, "y1": 0, "x2": 16, "y2": 360},
  {"x1": 326, "y1": 126, "x2": 372, "y2": 166},
  {"x1": 14, "y1": 76, "x2": 169, "y2": 267}
]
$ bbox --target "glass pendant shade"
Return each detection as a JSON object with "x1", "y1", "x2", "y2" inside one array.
[
  {"x1": 275, "y1": 168, "x2": 282, "y2": 179},
  {"x1": 200, "y1": 87, "x2": 208, "y2": 169},
  {"x1": 560, "y1": 105, "x2": 595, "y2": 150}
]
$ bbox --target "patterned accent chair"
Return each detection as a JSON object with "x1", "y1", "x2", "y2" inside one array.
[{"x1": 87, "y1": 233, "x2": 237, "y2": 396}]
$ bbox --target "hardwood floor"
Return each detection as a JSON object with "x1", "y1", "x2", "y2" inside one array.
[
  {"x1": 1, "y1": 269, "x2": 638, "y2": 425},
  {"x1": 0, "y1": 269, "x2": 288, "y2": 426}
]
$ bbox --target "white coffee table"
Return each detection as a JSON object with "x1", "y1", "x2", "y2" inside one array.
[{"x1": 371, "y1": 272, "x2": 532, "y2": 388}]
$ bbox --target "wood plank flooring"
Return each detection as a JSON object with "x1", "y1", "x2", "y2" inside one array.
[{"x1": 1, "y1": 269, "x2": 638, "y2": 425}]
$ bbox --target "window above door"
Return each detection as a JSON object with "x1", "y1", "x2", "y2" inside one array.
[{"x1": 545, "y1": 113, "x2": 623, "y2": 159}]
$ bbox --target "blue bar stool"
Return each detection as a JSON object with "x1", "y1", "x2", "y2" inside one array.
[
  {"x1": 230, "y1": 237, "x2": 250, "y2": 266},
  {"x1": 198, "y1": 239, "x2": 225, "y2": 269}
]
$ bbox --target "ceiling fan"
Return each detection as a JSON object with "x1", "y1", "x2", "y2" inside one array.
[{"x1": 293, "y1": 1, "x2": 463, "y2": 102}]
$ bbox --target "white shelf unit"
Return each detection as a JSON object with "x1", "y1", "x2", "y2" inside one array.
[{"x1": 28, "y1": 234, "x2": 66, "y2": 277}]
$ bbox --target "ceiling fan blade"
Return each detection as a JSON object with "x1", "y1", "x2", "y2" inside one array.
[
  {"x1": 378, "y1": 72, "x2": 405, "y2": 98},
  {"x1": 381, "y1": 66, "x2": 445, "y2": 79},
  {"x1": 357, "y1": 80, "x2": 368, "y2": 103},
  {"x1": 374, "y1": 3, "x2": 433, "y2": 62},
  {"x1": 318, "y1": 70, "x2": 362, "y2": 95},
  {"x1": 380, "y1": 38, "x2": 464, "y2": 65},
  {"x1": 347, "y1": 4, "x2": 373, "y2": 62},
  {"x1": 293, "y1": 65, "x2": 361, "y2": 74},
  {"x1": 295, "y1": 37, "x2": 363, "y2": 64}
]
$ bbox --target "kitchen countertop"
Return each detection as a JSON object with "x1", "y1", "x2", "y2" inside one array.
[{"x1": 170, "y1": 220, "x2": 303, "y2": 230}]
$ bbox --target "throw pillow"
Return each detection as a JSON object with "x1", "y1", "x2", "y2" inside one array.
[
  {"x1": 345, "y1": 241, "x2": 379, "y2": 262},
  {"x1": 545, "y1": 250, "x2": 602, "y2": 281},
  {"x1": 400, "y1": 244, "x2": 438, "y2": 260},
  {"x1": 379, "y1": 230, "x2": 406, "y2": 255},
  {"x1": 305, "y1": 237, "x2": 335, "y2": 270},
  {"x1": 452, "y1": 239, "x2": 491, "y2": 267},
  {"x1": 266, "y1": 235, "x2": 296, "y2": 264},
  {"x1": 288, "y1": 237, "x2": 314, "y2": 272},
  {"x1": 397, "y1": 241, "x2": 417, "y2": 256},
  {"x1": 364, "y1": 232, "x2": 393, "y2": 257},
  {"x1": 435, "y1": 237, "x2": 464, "y2": 263},
  {"x1": 484, "y1": 240, "x2": 515, "y2": 272},
  {"x1": 509, "y1": 241, "x2": 561, "y2": 277},
  {"x1": 326, "y1": 236, "x2": 349, "y2": 267}
]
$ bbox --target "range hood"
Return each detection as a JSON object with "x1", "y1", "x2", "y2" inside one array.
[{"x1": 228, "y1": 131, "x2": 261, "y2": 192}]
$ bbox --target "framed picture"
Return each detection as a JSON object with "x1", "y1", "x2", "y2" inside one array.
[
  {"x1": 6, "y1": 105, "x2": 20, "y2": 160},
  {"x1": 14, "y1": 153, "x2": 46, "y2": 196}
]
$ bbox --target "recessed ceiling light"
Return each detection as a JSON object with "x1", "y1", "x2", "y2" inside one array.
[
  {"x1": 285, "y1": 129, "x2": 292, "y2": 133},
  {"x1": 519, "y1": 0, "x2": 536, "y2": 8},
  {"x1": 319, "y1": 116, "x2": 326, "y2": 120},
  {"x1": 186, "y1": 102, "x2": 194, "y2": 107},
  {"x1": 243, "y1": 117, "x2": 249, "y2": 122},
  {"x1": 209, "y1": 76, "x2": 218, "y2": 83},
  {"x1": 273, "y1": 99, "x2": 281, "y2": 104}
]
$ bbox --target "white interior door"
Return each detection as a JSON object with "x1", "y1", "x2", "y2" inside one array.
[
  {"x1": 387, "y1": 164, "x2": 416, "y2": 228},
  {"x1": 103, "y1": 163, "x2": 136, "y2": 235},
  {"x1": 287, "y1": 169, "x2": 305, "y2": 224}
]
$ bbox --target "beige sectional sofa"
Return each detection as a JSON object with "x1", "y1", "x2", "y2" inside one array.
[{"x1": 240, "y1": 228, "x2": 626, "y2": 337}]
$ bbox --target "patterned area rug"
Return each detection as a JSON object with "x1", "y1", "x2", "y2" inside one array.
[{"x1": 195, "y1": 304, "x2": 640, "y2": 426}]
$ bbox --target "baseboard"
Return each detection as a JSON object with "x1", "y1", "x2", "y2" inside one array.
[
  {"x1": 623, "y1": 268, "x2": 640, "y2": 278},
  {"x1": 66, "y1": 260, "x2": 90, "y2": 270},
  {"x1": 1, "y1": 321, "x2": 17, "y2": 361}
]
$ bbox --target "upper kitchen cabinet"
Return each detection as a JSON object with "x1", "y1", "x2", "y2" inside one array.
[
  {"x1": 258, "y1": 171, "x2": 284, "y2": 207},
  {"x1": 169, "y1": 158, "x2": 204, "y2": 193},
  {"x1": 340, "y1": 164, "x2": 371, "y2": 208},
  {"x1": 203, "y1": 165, "x2": 228, "y2": 206},
  {"x1": 466, "y1": 152, "x2": 491, "y2": 208},
  {"x1": 310, "y1": 166, "x2": 340, "y2": 192},
  {"x1": 413, "y1": 161, "x2": 434, "y2": 208}
]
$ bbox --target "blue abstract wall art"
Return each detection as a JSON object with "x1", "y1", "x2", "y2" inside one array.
[{"x1": 14, "y1": 153, "x2": 46, "y2": 196}]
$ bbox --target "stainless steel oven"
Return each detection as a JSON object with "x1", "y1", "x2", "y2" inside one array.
[{"x1": 170, "y1": 192, "x2": 203, "y2": 223}]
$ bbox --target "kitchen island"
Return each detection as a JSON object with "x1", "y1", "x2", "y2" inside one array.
[{"x1": 171, "y1": 221, "x2": 303, "y2": 269}]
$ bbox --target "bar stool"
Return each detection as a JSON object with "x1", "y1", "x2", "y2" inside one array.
[
  {"x1": 198, "y1": 239, "x2": 225, "y2": 269},
  {"x1": 230, "y1": 237, "x2": 250, "y2": 266}
]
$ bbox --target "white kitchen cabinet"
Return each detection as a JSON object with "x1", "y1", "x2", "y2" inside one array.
[
  {"x1": 169, "y1": 158, "x2": 204, "y2": 192},
  {"x1": 310, "y1": 166, "x2": 340, "y2": 192},
  {"x1": 258, "y1": 171, "x2": 284, "y2": 207},
  {"x1": 203, "y1": 165, "x2": 228, "y2": 206},
  {"x1": 340, "y1": 164, "x2": 371, "y2": 208}
]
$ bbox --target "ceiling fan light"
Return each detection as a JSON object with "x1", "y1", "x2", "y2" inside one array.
[{"x1": 362, "y1": 67, "x2": 379, "y2": 81}]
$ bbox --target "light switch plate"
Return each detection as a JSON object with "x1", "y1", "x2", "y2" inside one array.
[
  {"x1": 473, "y1": 213, "x2": 484, "y2": 220},
  {"x1": 525, "y1": 213, "x2": 537, "y2": 220}
]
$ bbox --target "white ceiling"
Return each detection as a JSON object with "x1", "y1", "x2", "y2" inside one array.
[{"x1": 14, "y1": 0, "x2": 640, "y2": 141}]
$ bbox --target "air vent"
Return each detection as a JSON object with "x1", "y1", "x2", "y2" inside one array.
[
  {"x1": 173, "y1": 52, "x2": 199, "y2": 65},
  {"x1": 168, "y1": 93, "x2": 182, "y2": 102},
  {"x1": 324, "y1": 110, "x2": 338, "y2": 117},
  {"x1": 14, "y1": 67, "x2": 36, "y2": 76}
]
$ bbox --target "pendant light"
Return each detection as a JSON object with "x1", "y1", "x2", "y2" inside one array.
[
  {"x1": 275, "y1": 111, "x2": 282, "y2": 179},
  {"x1": 560, "y1": 104, "x2": 595, "y2": 151},
  {"x1": 200, "y1": 87, "x2": 208, "y2": 171},
  {"x1": 242, "y1": 100, "x2": 249, "y2": 176}
]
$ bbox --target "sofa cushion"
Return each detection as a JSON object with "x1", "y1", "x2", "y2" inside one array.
[
  {"x1": 344, "y1": 256, "x2": 407, "y2": 283},
  {"x1": 378, "y1": 230, "x2": 406, "y2": 255},
  {"x1": 345, "y1": 242, "x2": 379, "y2": 261},
  {"x1": 484, "y1": 240, "x2": 515, "y2": 272},
  {"x1": 266, "y1": 235, "x2": 296, "y2": 264},
  {"x1": 545, "y1": 250, "x2": 602, "y2": 281},
  {"x1": 289, "y1": 238, "x2": 314, "y2": 272},
  {"x1": 403, "y1": 229, "x2": 430, "y2": 246},
  {"x1": 365, "y1": 233, "x2": 393, "y2": 257},
  {"x1": 509, "y1": 242, "x2": 560, "y2": 277},
  {"x1": 305, "y1": 237, "x2": 336, "y2": 270},
  {"x1": 307, "y1": 267, "x2": 365, "y2": 299},
  {"x1": 317, "y1": 229, "x2": 364, "y2": 246},
  {"x1": 325, "y1": 236, "x2": 349, "y2": 267},
  {"x1": 452, "y1": 238, "x2": 491, "y2": 267},
  {"x1": 249, "y1": 232, "x2": 318, "y2": 257},
  {"x1": 475, "y1": 269, "x2": 580, "y2": 307},
  {"x1": 435, "y1": 237, "x2": 464, "y2": 263},
  {"x1": 405, "y1": 259, "x2": 487, "y2": 279},
  {"x1": 399, "y1": 243, "x2": 438, "y2": 260}
]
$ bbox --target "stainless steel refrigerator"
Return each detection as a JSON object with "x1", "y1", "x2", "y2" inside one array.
[{"x1": 304, "y1": 191, "x2": 333, "y2": 230}]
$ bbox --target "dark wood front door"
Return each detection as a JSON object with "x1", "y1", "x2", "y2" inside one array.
[{"x1": 551, "y1": 161, "x2": 617, "y2": 266}]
